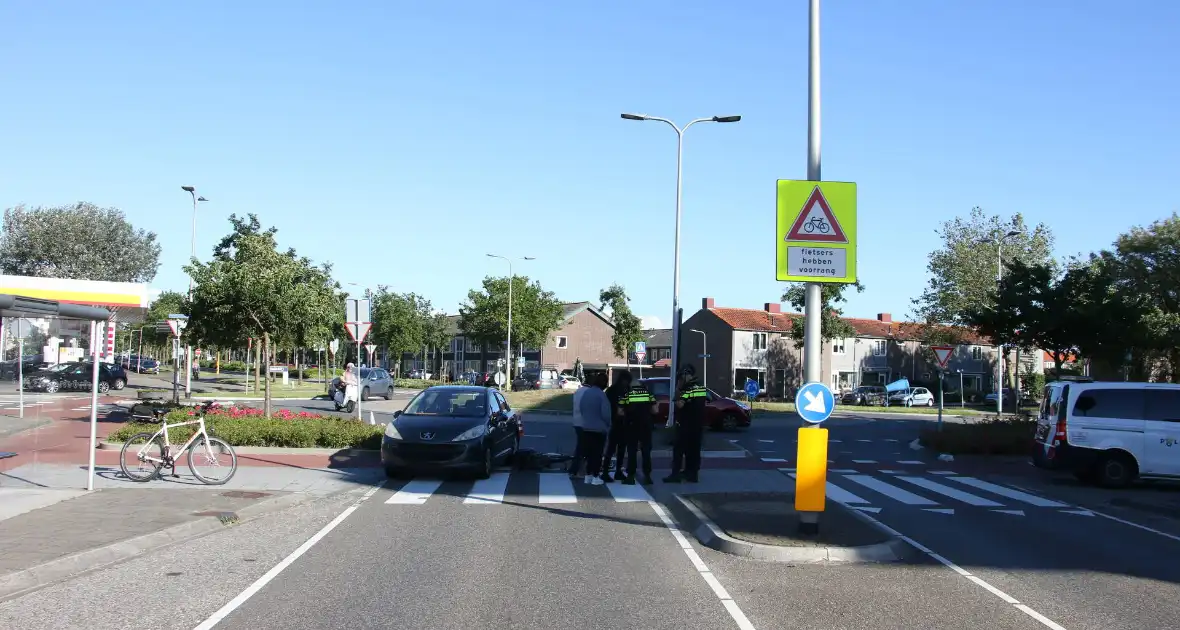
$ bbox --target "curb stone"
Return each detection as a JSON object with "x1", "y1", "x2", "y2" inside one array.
[
  {"x1": 0, "y1": 491, "x2": 315, "y2": 602},
  {"x1": 97, "y1": 441, "x2": 378, "y2": 456},
  {"x1": 671, "y1": 494, "x2": 916, "y2": 564}
]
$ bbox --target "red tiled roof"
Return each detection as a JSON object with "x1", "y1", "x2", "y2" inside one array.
[{"x1": 710, "y1": 308, "x2": 799, "y2": 333}]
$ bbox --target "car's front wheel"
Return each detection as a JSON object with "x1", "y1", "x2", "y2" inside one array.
[
  {"x1": 476, "y1": 446, "x2": 493, "y2": 480},
  {"x1": 113, "y1": 378, "x2": 126, "y2": 391},
  {"x1": 926, "y1": 398, "x2": 934, "y2": 407},
  {"x1": 97, "y1": 381, "x2": 111, "y2": 394},
  {"x1": 45, "y1": 380, "x2": 60, "y2": 394},
  {"x1": 1097, "y1": 451, "x2": 1137, "y2": 488},
  {"x1": 719, "y1": 412, "x2": 742, "y2": 431}
]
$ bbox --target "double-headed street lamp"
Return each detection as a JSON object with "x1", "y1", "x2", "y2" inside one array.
[
  {"x1": 979, "y1": 229, "x2": 1021, "y2": 416},
  {"x1": 620, "y1": 112, "x2": 740, "y2": 427},
  {"x1": 181, "y1": 186, "x2": 208, "y2": 398},
  {"x1": 487, "y1": 254, "x2": 535, "y2": 391}
]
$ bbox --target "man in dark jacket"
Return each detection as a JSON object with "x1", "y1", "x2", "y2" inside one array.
[
  {"x1": 619, "y1": 377, "x2": 658, "y2": 485},
  {"x1": 664, "y1": 365, "x2": 708, "y2": 483},
  {"x1": 600, "y1": 372, "x2": 631, "y2": 482}
]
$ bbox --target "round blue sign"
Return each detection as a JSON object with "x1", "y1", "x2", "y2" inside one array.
[
  {"x1": 744, "y1": 379, "x2": 760, "y2": 398},
  {"x1": 795, "y1": 382, "x2": 835, "y2": 424}
]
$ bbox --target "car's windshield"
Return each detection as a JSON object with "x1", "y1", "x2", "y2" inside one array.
[{"x1": 403, "y1": 389, "x2": 487, "y2": 417}]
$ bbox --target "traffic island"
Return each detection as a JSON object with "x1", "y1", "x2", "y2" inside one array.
[{"x1": 672, "y1": 491, "x2": 914, "y2": 564}]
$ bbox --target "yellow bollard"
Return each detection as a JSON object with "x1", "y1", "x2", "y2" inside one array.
[{"x1": 794, "y1": 426, "x2": 829, "y2": 512}]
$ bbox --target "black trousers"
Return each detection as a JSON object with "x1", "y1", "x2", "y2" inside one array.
[
  {"x1": 580, "y1": 430, "x2": 607, "y2": 477},
  {"x1": 568, "y1": 426, "x2": 584, "y2": 475},
  {"x1": 625, "y1": 421, "x2": 654, "y2": 478},
  {"x1": 670, "y1": 421, "x2": 704, "y2": 476},
  {"x1": 602, "y1": 422, "x2": 626, "y2": 473}
]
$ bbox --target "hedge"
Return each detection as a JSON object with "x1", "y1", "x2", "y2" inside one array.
[
  {"x1": 918, "y1": 417, "x2": 1037, "y2": 455},
  {"x1": 394, "y1": 378, "x2": 447, "y2": 389},
  {"x1": 108, "y1": 406, "x2": 382, "y2": 449}
]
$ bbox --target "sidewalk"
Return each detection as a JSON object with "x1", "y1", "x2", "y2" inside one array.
[{"x1": 0, "y1": 487, "x2": 313, "y2": 600}]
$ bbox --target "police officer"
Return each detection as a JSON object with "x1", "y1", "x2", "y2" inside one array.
[
  {"x1": 664, "y1": 365, "x2": 708, "y2": 483},
  {"x1": 600, "y1": 372, "x2": 631, "y2": 482},
  {"x1": 619, "y1": 375, "x2": 659, "y2": 485}
]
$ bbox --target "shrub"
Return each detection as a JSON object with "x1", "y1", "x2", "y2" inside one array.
[
  {"x1": 918, "y1": 417, "x2": 1036, "y2": 455},
  {"x1": 394, "y1": 378, "x2": 447, "y2": 390},
  {"x1": 107, "y1": 405, "x2": 382, "y2": 449}
]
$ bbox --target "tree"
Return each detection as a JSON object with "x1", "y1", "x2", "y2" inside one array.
[
  {"x1": 133, "y1": 290, "x2": 188, "y2": 360},
  {"x1": 371, "y1": 290, "x2": 434, "y2": 374},
  {"x1": 0, "y1": 203, "x2": 161, "y2": 282},
  {"x1": 599, "y1": 284, "x2": 644, "y2": 359},
  {"x1": 186, "y1": 214, "x2": 342, "y2": 415},
  {"x1": 781, "y1": 282, "x2": 864, "y2": 342},
  {"x1": 422, "y1": 312, "x2": 452, "y2": 377},
  {"x1": 1105, "y1": 214, "x2": 1180, "y2": 381},
  {"x1": 459, "y1": 276, "x2": 564, "y2": 352},
  {"x1": 912, "y1": 207, "x2": 1054, "y2": 326}
]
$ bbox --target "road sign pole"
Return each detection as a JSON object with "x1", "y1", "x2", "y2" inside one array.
[
  {"x1": 357, "y1": 338, "x2": 362, "y2": 421},
  {"x1": 938, "y1": 369, "x2": 945, "y2": 431}
]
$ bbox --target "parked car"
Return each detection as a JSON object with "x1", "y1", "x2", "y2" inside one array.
[
  {"x1": 381, "y1": 385, "x2": 521, "y2": 479},
  {"x1": 638, "y1": 377, "x2": 752, "y2": 430},
  {"x1": 122, "y1": 356, "x2": 160, "y2": 374},
  {"x1": 408, "y1": 369, "x2": 432, "y2": 379},
  {"x1": 888, "y1": 387, "x2": 935, "y2": 407},
  {"x1": 23, "y1": 361, "x2": 128, "y2": 394},
  {"x1": 513, "y1": 368, "x2": 562, "y2": 390},
  {"x1": 558, "y1": 375, "x2": 581, "y2": 390},
  {"x1": 330, "y1": 367, "x2": 394, "y2": 401},
  {"x1": 1, "y1": 355, "x2": 45, "y2": 380},
  {"x1": 841, "y1": 385, "x2": 887, "y2": 406}
]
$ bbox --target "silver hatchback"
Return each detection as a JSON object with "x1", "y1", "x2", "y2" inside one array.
[{"x1": 331, "y1": 368, "x2": 394, "y2": 400}]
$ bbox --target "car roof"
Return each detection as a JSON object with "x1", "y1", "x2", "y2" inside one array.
[{"x1": 426, "y1": 385, "x2": 490, "y2": 393}]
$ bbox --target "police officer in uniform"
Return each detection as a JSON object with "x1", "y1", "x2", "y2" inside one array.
[
  {"x1": 619, "y1": 376, "x2": 659, "y2": 485},
  {"x1": 664, "y1": 365, "x2": 708, "y2": 483}
]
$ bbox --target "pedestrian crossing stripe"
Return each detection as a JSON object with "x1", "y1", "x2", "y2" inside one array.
[
  {"x1": 384, "y1": 473, "x2": 654, "y2": 506},
  {"x1": 783, "y1": 470, "x2": 1077, "y2": 513}
]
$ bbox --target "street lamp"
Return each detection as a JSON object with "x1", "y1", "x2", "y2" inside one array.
[
  {"x1": 978, "y1": 229, "x2": 1021, "y2": 416},
  {"x1": 690, "y1": 329, "x2": 707, "y2": 388},
  {"x1": 486, "y1": 254, "x2": 535, "y2": 391},
  {"x1": 181, "y1": 186, "x2": 208, "y2": 398},
  {"x1": 621, "y1": 112, "x2": 740, "y2": 427}
]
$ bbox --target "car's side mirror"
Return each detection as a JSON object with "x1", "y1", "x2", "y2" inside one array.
[{"x1": 392, "y1": 410, "x2": 402, "y2": 418}]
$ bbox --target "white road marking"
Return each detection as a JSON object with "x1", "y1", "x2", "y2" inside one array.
[
  {"x1": 923, "y1": 508, "x2": 955, "y2": 515},
  {"x1": 521, "y1": 434, "x2": 547, "y2": 439},
  {"x1": 843, "y1": 475, "x2": 939, "y2": 505},
  {"x1": 991, "y1": 509, "x2": 1026, "y2": 516},
  {"x1": 895, "y1": 460, "x2": 925, "y2": 465},
  {"x1": 537, "y1": 474, "x2": 577, "y2": 504},
  {"x1": 851, "y1": 459, "x2": 877, "y2": 464},
  {"x1": 928, "y1": 470, "x2": 955, "y2": 475},
  {"x1": 1061, "y1": 509, "x2": 1094, "y2": 516},
  {"x1": 193, "y1": 480, "x2": 386, "y2": 630},
  {"x1": 786, "y1": 472, "x2": 869, "y2": 504},
  {"x1": 851, "y1": 506, "x2": 882, "y2": 513},
  {"x1": 1090, "y1": 509, "x2": 1180, "y2": 543},
  {"x1": 846, "y1": 507, "x2": 1068, "y2": 630},
  {"x1": 464, "y1": 472, "x2": 511, "y2": 504},
  {"x1": 758, "y1": 439, "x2": 774, "y2": 443},
  {"x1": 828, "y1": 469, "x2": 856, "y2": 473},
  {"x1": 385, "y1": 479, "x2": 443, "y2": 505},
  {"x1": 857, "y1": 439, "x2": 872, "y2": 443},
  {"x1": 896, "y1": 476, "x2": 1003, "y2": 507},
  {"x1": 646, "y1": 501, "x2": 756, "y2": 630},
  {"x1": 760, "y1": 457, "x2": 787, "y2": 463},
  {"x1": 605, "y1": 481, "x2": 652, "y2": 503},
  {"x1": 878, "y1": 470, "x2": 905, "y2": 474},
  {"x1": 829, "y1": 439, "x2": 842, "y2": 443},
  {"x1": 884, "y1": 438, "x2": 898, "y2": 442},
  {"x1": 947, "y1": 477, "x2": 1068, "y2": 507}
]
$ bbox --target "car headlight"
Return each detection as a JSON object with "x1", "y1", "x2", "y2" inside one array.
[
  {"x1": 385, "y1": 423, "x2": 403, "y2": 440},
  {"x1": 736, "y1": 402, "x2": 750, "y2": 410},
  {"x1": 452, "y1": 424, "x2": 487, "y2": 441}
]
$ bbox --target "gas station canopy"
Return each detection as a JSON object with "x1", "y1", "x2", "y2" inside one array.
[
  {"x1": 0, "y1": 275, "x2": 150, "y2": 323},
  {"x1": 0, "y1": 294, "x2": 112, "y2": 321}
]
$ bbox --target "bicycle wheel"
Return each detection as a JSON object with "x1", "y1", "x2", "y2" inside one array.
[
  {"x1": 804, "y1": 222, "x2": 815, "y2": 233},
  {"x1": 119, "y1": 432, "x2": 165, "y2": 482},
  {"x1": 187, "y1": 436, "x2": 238, "y2": 485}
]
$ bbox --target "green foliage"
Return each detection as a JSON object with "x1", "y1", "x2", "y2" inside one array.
[
  {"x1": 0, "y1": 202, "x2": 162, "y2": 282},
  {"x1": 394, "y1": 378, "x2": 447, "y2": 389},
  {"x1": 1106, "y1": 214, "x2": 1180, "y2": 381},
  {"x1": 912, "y1": 207, "x2": 1055, "y2": 326},
  {"x1": 918, "y1": 418, "x2": 1037, "y2": 455},
  {"x1": 599, "y1": 284, "x2": 643, "y2": 359},
  {"x1": 1021, "y1": 368, "x2": 1047, "y2": 397},
  {"x1": 109, "y1": 414, "x2": 382, "y2": 449},
  {"x1": 459, "y1": 275, "x2": 564, "y2": 350},
  {"x1": 133, "y1": 290, "x2": 188, "y2": 347},
  {"x1": 781, "y1": 282, "x2": 864, "y2": 342},
  {"x1": 371, "y1": 290, "x2": 436, "y2": 369}
]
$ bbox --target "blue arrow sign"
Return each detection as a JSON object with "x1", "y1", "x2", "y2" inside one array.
[
  {"x1": 795, "y1": 382, "x2": 835, "y2": 424},
  {"x1": 744, "y1": 378, "x2": 760, "y2": 398}
]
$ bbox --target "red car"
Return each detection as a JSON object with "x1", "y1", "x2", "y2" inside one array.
[{"x1": 638, "y1": 377, "x2": 752, "y2": 430}]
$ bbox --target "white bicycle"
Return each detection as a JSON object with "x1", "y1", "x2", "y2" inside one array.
[{"x1": 119, "y1": 401, "x2": 238, "y2": 484}]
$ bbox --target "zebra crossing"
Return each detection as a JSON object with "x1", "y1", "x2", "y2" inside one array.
[
  {"x1": 782, "y1": 468, "x2": 1088, "y2": 516},
  {"x1": 383, "y1": 472, "x2": 654, "y2": 507}
]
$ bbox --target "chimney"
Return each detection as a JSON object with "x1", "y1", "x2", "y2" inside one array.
[
  {"x1": 764, "y1": 302, "x2": 781, "y2": 314},
  {"x1": 703, "y1": 297, "x2": 715, "y2": 309},
  {"x1": 877, "y1": 313, "x2": 892, "y2": 323}
]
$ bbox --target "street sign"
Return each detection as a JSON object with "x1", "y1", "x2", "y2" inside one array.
[
  {"x1": 194, "y1": 348, "x2": 203, "y2": 358},
  {"x1": 345, "y1": 323, "x2": 372, "y2": 343},
  {"x1": 329, "y1": 339, "x2": 339, "y2": 355},
  {"x1": 744, "y1": 378, "x2": 760, "y2": 399},
  {"x1": 516, "y1": 356, "x2": 525, "y2": 368},
  {"x1": 167, "y1": 320, "x2": 181, "y2": 336},
  {"x1": 634, "y1": 341, "x2": 646, "y2": 354},
  {"x1": 795, "y1": 381, "x2": 835, "y2": 424},
  {"x1": 346, "y1": 299, "x2": 371, "y2": 325},
  {"x1": 494, "y1": 371, "x2": 505, "y2": 386},
  {"x1": 634, "y1": 351, "x2": 646, "y2": 364},
  {"x1": 776, "y1": 180, "x2": 857, "y2": 283},
  {"x1": 931, "y1": 346, "x2": 955, "y2": 369},
  {"x1": 365, "y1": 343, "x2": 376, "y2": 357}
]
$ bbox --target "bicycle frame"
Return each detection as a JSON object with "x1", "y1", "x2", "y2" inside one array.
[{"x1": 135, "y1": 415, "x2": 213, "y2": 466}]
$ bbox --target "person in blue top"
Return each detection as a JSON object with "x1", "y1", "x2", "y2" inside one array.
[{"x1": 664, "y1": 365, "x2": 708, "y2": 483}]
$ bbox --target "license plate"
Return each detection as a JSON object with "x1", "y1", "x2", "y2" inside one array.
[{"x1": 1035, "y1": 424, "x2": 1050, "y2": 441}]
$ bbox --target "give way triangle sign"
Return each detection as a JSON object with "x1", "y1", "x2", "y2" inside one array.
[
  {"x1": 784, "y1": 186, "x2": 848, "y2": 243},
  {"x1": 931, "y1": 346, "x2": 954, "y2": 369}
]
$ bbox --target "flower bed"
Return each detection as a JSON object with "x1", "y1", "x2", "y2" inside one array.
[{"x1": 108, "y1": 405, "x2": 382, "y2": 449}]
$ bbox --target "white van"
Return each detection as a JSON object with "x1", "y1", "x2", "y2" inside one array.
[{"x1": 1032, "y1": 380, "x2": 1180, "y2": 487}]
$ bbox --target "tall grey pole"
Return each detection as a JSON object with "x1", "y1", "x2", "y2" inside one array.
[
  {"x1": 185, "y1": 190, "x2": 199, "y2": 398},
  {"x1": 506, "y1": 259, "x2": 513, "y2": 390},
  {"x1": 996, "y1": 242, "x2": 1004, "y2": 417},
  {"x1": 803, "y1": 0, "x2": 822, "y2": 387},
  {"x1": 668, "y1": 127, "x2": 685, "y2": 428}
]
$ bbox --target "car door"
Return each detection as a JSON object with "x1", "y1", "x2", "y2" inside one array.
[
  {"x1": 1142, "y1": 388, "x2": 1180, "y2": 476},
  {"x1": 493, "y1": 390, "x2": 518, "y2": 450},
  {"x1": 487, "y1": 390, "x2": 511, "y2": 455},
  {"x1": 1068, "y1": 387, "x2": 1146, "y2": 462}
]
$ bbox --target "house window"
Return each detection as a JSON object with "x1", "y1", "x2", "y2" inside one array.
[
  {"x1": 832, "y1": 340, "x2": 846, "y2": 354},
  {"x1": 555, "y1": 336, "x2": 569, "y2": 349},
  {"x1": 466, "y1": 338, "x2": 480, "y2": 353},
  {"x1": 970, "y1": 346, "x2": 982, "y2": 361},
  {"x1": 871, "y1": 340, "x2": 886, "y2": 356},
  {"x1": 752, "y1": 333, "x2": 768, "y2": 351}
]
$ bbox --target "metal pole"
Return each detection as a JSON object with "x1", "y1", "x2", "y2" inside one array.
[
  {"x1": 137, "y1": 329, "x2": 143, "y2": 374},
  {"x1": 996, "y1": 242, "x2": 1003, "y2": 417},
  {"x1": 668, "y1": 126, "x2": 685, "y2": 429},
  {"x1": 937, "y1": 369, "x2": 944, "y2": 431},
  {"x1": 357, "y1": 339, "x2": 363, "y2": 420},
  {"x1": 17, "y1": 325, "x2": 23, "y2": 419},
  {"x1": 506, "y1": 259, "x2": 513, "y2": 391},
  {"x1": 959, "y1": 371, "x2": 965, "y2": 409},
  {"x1": 87, "y1": 320, "x2": 100, "y2": 491},
  {"x1": 185, "y1": 192, "x2": 197, "y2": 398}
]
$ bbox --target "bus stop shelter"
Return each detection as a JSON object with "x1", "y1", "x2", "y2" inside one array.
[{"x1": 0, "y1": 294, "x2": 114, "y2": 490}]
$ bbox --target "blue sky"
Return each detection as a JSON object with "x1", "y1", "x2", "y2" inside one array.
[{"x1": 2, "y1": 1, "x2": 1176, "y2": 329}]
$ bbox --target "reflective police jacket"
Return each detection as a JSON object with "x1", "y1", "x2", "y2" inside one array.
[
  {"x1": 620, "y1": 385, "x2": 657, "y2": 424},
  {"x1": 676, "y1": 382, "x2": 708, "y2": 424}
]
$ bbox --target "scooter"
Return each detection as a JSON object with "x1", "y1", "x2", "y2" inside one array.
[{"x1": 333, "y1": 381, "x2": 357, "y2": 413}]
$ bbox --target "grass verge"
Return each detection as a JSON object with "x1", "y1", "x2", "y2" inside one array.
[
  {"x1": 751, "y1": 401, "x2": 991, "y2": 416},
  {"x1": 505, "y1": 389, "x2": 575, "y2": 412},
  {"x1": 108, "y1": 408, "x2": 381, "y2": 449},
  {"x1": 918, "y1": 417, "x2": 1036, "y2": 455}
]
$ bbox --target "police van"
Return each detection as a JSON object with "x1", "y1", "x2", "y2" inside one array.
[{"x1": 1032, "y1": 379, "x2": 1180, "y2": 488}]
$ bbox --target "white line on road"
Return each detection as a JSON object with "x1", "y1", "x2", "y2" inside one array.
[
  {"x1": 606, "y1": 482, "x2": 652, "y2": 503},
  {"x1": 522, "y1": 434, "x2": 547, "y2": 439},
  {"x1": 786, "y1": 472, "x2": 869, "y2": 504},
  {"x1": 646, "y1": 500, "x2": 756, "y2": 630},
  {"x1": 193, "y1": 480, "x2": 386, "y2": 630},
  {"x1": 464, "y1": 472, "x2": 511, "y2": 504},
  {"x1": 386, "y1": 479, "x2": 444, "y2": 505},
  {"x1": 928, "y1": 470, "x2": 955, "y2": 475},
  {"x1": 847, "y1": 508, "x2": 1068, "y2": 630},
  {"x1": 758, "y1": 439, "x2": 774, "y2": 443},
  {"x1": 947, "y1": 477, "x2": 1067, "y2": 508},
  {"x1": 851, "y1": 459, "x2": 877, "y2": 464},
  {"x1": 896, "y1": 460, "x2": 925, "y2": 465},
  {"x1": 1089, "y1": 508, "x2": 1180, "y2": 543},
  {"x1": 760, "y1": 457, "x2": 787, "y2": 463},
  {"x1": 896, "y1": 476, "x2": 1003, "y2": 507},
  {"x1": 537, "y1": 474, "x2": 577, "y2": 504},
  {"x1": 843, "y1": 475, "x2": 939, "y2": 505}
]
